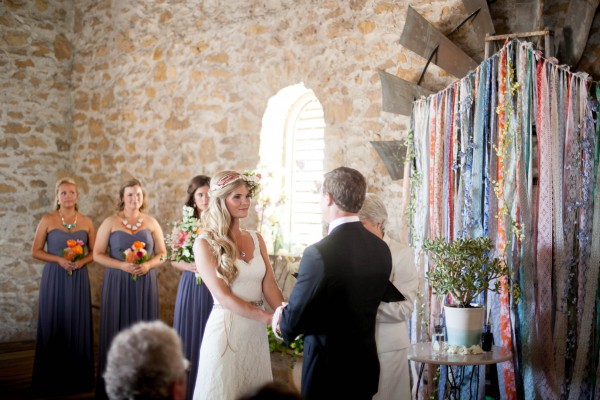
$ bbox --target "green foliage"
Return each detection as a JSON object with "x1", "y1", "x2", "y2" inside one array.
[
  {"x1": 422, "y1": 237, "x2": 519, "y2": 308},
  {"x1": 267, "y1": 325, "x2": 303, "y2": 367}
]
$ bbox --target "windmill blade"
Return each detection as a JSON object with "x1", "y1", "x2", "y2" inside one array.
[
  {"x1": 557, "y1": 0, "x2": 599, "y2": 66},
  {"x1": 400, "y1": 6, "x2": 478, "y2": 78},
  {"x1": 462, "y1": 0, "x2": 495, "y2": 38},
  {"x1": 370, "y1": 140, "x2": 407, "y2": 180},
  {"x1": 378, "y1": 70, "x2": 432, "y2": 116}
]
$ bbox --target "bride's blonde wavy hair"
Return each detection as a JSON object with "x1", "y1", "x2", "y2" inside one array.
[{"x1": 200, "y1": 170, "x2": 250, "y2": 286}]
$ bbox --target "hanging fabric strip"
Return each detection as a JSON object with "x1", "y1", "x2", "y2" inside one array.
[
  {"x1": 432, "y1": 92, "x2": 446, "y2": 240},
  {"x1": 563, "y1": 73, "x2": 580, "y2": 390},
  {"x1": 483, "y1": 56, "x2": 493, "y2": 239},
  {"x1": 460, "y1": 76, "x2": 474, "y2": 238},
  {"x1": 552, "y1": 65, "x2": 569, "y2": 396},
  {"x1": 593, "y1": 83, "x2": 600, "y2": 400},
  {"x1": 443, "y1": 88, "x2": 455, "y2": 239},
  {"x1": 448, "y1": 83, "x2": 460, "y2": 240},
  {"x1": 488, "y1": 55, "x2": 499, "y2": 249},
  {"x1": 471, "y1": 62, "x2": 487, "y2": 239},
  {"x1": 568, "y1": 74, "x2": 596, "y2": 400},
  {"x1": 534, "y1": 57, "x2": 559, "y2": 398},
  {"x1": 408, "y1": 98, "x2": 432, "y2": 399},
  {"x1": 454, "y1": 81, "x2": 466, "y2": 238},
  {"x1": 515, "y1": 41, "x2": 535, "y2": 400},
  {"x1": 495, "y1": 42, "x2": 518, "y2": 400}
]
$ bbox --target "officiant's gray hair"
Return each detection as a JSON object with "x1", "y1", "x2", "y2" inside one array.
[{"x1": 358, "y1": 193, "x2": 388, "y2": 234}]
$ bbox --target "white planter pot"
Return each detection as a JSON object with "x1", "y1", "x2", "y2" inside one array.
[{"x1": 443, "y1": 305, "x2": 485, "y2": 346}]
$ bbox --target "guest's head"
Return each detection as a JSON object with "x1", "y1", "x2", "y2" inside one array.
[
  {"x1": 55, "y1": 177, "x2": 78, "y2": 211},
  {"x1": 118, "y1": 178, "x2": 147, "y2": 212},
  {"x1": 358, "y1": 193, "x2": 387, "y2": 239},
  {"x1": 185, "y1": 175, "x2": 211, "y2": 218},
  {"x1": 321, "y1": 167, "x2": 366, "y2": 221},
  {"x1": 237, "y1": 382, "x2": 302, "y2": 400},
  {"x1": 104, "y1": 320, "x2": 188, "y2": 400}
]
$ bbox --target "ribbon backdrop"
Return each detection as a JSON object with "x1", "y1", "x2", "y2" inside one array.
[{"x1": 407, "y1": 39, "x2": 600, "y2": 400}]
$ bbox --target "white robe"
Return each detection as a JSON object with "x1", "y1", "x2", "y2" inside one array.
[{"x1": 373, "y1": 239, "x2": 419, "y2": 400}]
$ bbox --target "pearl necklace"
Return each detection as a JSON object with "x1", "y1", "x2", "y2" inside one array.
[
  {"x1": 59, "y1": 210, "x2": 77, "y2": 231},
  {"x1": 122, "y1": 216, "x2": 144, "y2": 232}
]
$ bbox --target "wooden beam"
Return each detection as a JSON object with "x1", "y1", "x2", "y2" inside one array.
[
  {"x1": 485, "y1": 30, "x2": 552, "y2": 41},
  {"x1": 378, "y1": 70, "x2": 432, "y2": 116},
  {"x1": 400, "y1": 6, "x2": 478, "y2": 78}
]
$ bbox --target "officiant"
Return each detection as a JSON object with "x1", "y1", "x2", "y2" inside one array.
[{"x1": 359, "y1": 193, "x2": 418, "y2": 400}]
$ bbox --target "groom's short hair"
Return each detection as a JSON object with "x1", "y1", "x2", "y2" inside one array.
[{"x1": 322, "y1": 167, "x2": 366, "y2": 213}]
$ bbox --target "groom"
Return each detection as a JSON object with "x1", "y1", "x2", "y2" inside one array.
[{"x1": 274, "y1": 167, "x2": 392, "y2": 400}]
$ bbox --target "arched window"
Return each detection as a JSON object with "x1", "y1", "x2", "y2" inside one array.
[{"x1": 259, "y1": 83, "x2": 325, "y2": 255}]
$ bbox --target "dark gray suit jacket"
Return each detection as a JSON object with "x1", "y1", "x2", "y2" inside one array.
[{"x1": 279, "y1": 221, "x2": 392, "y2": 400}]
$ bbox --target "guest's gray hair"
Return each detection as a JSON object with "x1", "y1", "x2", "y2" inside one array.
[
  {"x1": 104, "y1": 320, "x2": 188, "y2": 400},
  {"x1": 358, "y1": 193, "x2": 388, "y2": 233}
]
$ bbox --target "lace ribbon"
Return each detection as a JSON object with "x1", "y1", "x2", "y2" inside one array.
[
  {"x1": 533, "y1": 57, "x2": 559, "y2": 398},
  {"x1": 214, "y1": 300, "x2": 264, "y2": 357}
]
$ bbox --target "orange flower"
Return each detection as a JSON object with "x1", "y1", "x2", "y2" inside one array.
[
  {"x1": 72, "y1": 245, "x2": 84, "y2": 255},
  {"x1": 132, "y1": 241, "x2": 145, "y2": 250},
  {"x1": 66, "y1": 239, "x2": 77, "y2": 247},
  {"x1": 64, "y1": 252, "x2": 76, "y2": 261},
  {"x1": 125, "y1": 251, "x2": 138, "y2": 263}
]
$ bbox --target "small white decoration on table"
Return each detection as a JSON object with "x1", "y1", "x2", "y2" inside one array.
[{"x1": 443, "y1": 344, "x2": 484, "y2": 355}]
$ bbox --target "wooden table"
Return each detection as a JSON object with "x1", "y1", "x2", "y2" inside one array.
[{"x1": 408, "y1": 342, "x2": 512, "y2": 399}]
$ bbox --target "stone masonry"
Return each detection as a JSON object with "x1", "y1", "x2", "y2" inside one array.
[{"x1": 3, "y1": 0, "x2": 600, "y2": 343}]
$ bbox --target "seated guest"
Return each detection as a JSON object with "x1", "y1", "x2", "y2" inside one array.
[
  {"x1": 359, "y1": 193, "x2": 419, "y2": 400},
  {"x1": 237, "y1": 382, "x2": 302, "y2": 400},
  {"x1": 104, "y1": 320, "x2": 189, "y2": 400}
]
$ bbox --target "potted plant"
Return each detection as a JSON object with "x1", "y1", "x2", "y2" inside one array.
[{"x1": 422, "y1": 236, "x2": 518, "y2": 347}]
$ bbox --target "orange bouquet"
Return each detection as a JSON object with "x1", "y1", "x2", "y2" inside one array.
[
  {"x1": 62, "y1": 239, "x2": 84, "y2": 276},
  {"x1": 123, "y1": 241, "x2": 148, "y2": 281}
]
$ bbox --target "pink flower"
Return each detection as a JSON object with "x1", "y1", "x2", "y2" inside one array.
[{"x1": 177, "y1": 231, "x2": 189, "y2": 246}]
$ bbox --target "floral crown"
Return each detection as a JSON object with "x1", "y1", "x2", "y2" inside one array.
[{"x1": 209, "y1": 170, "x2": 261, "y2": 197}]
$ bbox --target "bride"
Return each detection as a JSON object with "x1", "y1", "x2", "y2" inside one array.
[{"x1": 192, "y1": 171, "x2": 284, "y2": 400}]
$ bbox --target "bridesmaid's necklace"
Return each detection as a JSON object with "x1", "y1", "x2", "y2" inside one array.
[
  {"x1": 121, "y1": 213, "x2": 144, "y2": 233},
  {"x1": 59, "y1": 210, "x2": 77, "y2": 231}
]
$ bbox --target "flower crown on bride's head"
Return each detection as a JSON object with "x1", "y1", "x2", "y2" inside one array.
[{"x1": 209, "y1": 170, "x2": 262, "y2": 197}]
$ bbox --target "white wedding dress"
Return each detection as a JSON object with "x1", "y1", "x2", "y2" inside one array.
[{"x1": 192, "y1": 231, "x2": 272, "y2": 400}]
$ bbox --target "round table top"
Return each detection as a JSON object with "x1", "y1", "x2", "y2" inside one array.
[{"x1": 407, "y1": 342, "x2": 512, "y2": 366}]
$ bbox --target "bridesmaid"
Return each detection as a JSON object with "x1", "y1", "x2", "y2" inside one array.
[
  {"x1": 172, "y1": 174, "x2": 214, "y2": 400},
  {"x1": 93, "y1": 178, "x2": 167, "y2": 398},
  {"x1": 31, "y1": 177, "x2": 95, "y2": 395}
]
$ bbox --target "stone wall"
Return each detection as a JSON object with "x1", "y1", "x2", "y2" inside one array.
[
  {"x1": 68, "y1": 0, "x2": 458, "y2": 344},
  {"x1": 0, "y1": 0, "x2": 75, "y2": 341},
  {"x1": 10, "y1": 0, "x2": 599, "y2": 342}
]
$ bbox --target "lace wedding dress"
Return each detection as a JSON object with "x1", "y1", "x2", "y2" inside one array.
[{"x1": 192, "y1": 231, "x2": 272, "y2": 400}]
